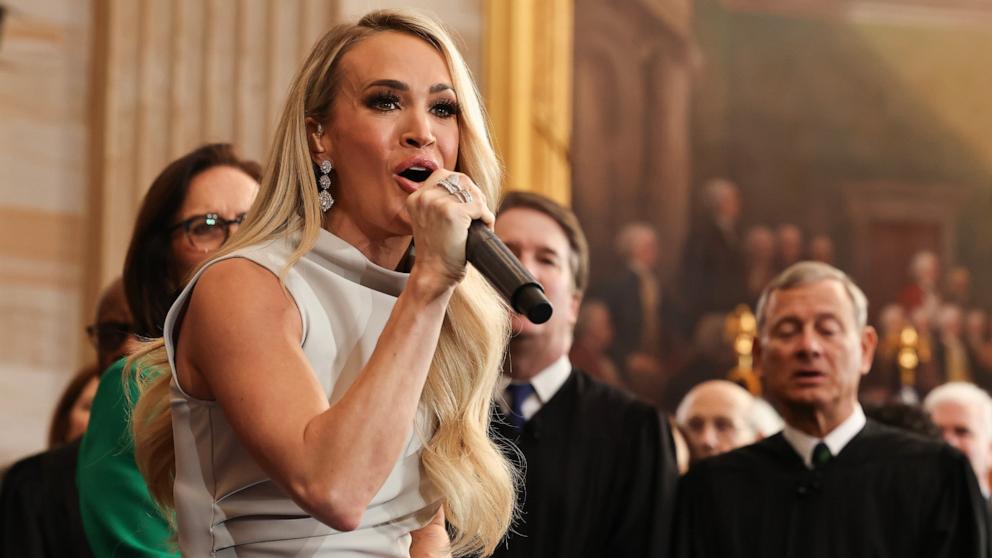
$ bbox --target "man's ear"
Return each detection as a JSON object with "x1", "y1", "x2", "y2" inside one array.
[
  {"x1": 860, "y1": 325, "x2": 878, "y2": 376},
  {"x1": 304, "y1": 117, "x2": 330, "y2": 164},
  {"x1": 568, "y1": 292, "x2": 582, "y2": 327}
]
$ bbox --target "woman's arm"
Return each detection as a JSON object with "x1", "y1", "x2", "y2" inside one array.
[{"x1": 175, "y1": 175, "x2": 492, "y2": 531}]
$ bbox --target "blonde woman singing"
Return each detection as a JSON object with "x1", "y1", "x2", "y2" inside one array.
[{"x1": 130, "y1": 10, "x2": 515, "y2": 557}]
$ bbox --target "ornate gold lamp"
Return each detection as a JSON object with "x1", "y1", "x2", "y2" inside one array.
[
  {"x1": 726, "y1": 304, "x2": 761, "y2": 395},
  {"x1": 897, "y1": 325, "x2": 921, "y2": 403}
]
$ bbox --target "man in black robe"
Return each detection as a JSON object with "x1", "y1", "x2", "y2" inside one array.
[
  {"x1": 674, "y1": 261, "x2": 989, "y2": 558},
  {"x1": 491, "y1": 192, "x2": 678, "y2": 558}
]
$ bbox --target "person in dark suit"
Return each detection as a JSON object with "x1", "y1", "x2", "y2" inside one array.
[
  {"x1": 595, "y1": 223, "x2": 684, "y2": 399},
  {"x1": 674, "y1": 261, "x2": 989, "y2": 558},
  {"x1": 598, "y1": 223, "x2": 661, "y2": 368},
  {"x1": 680, "y1": 178, "x2": 747, "y2": 329},
  {"x1": 491, "y1": 191, "x2": 678, "y2": 558},
  {"x1": 0, "y1": 278, "x2": 134, "y2": 558},
  {"x1": 0, "y1": 440, "x2": 90, "y2": 558}
]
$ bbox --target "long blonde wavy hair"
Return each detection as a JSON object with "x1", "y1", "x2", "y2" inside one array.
[{"x1": 130, "y1": 10, "x2": 516, "y2": 557}]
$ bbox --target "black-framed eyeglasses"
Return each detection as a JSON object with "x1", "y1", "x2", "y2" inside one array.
[
  {"x1": 86, "y1": 321, "x2": 135, "y2": 354},
  {"x1": 168, "y1": 212, "x2": 246, "y2": 252}
]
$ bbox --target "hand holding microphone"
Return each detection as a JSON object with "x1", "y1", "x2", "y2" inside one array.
[
  {"x1": 465, "y1": 220, "x2": 552, "y2": 324},
  {"x1": 432, "y1": 173, "x2": 552, "y2": 324},
  {"x1": 406, "y1": 170, "x2": 553, "y2": 325}
]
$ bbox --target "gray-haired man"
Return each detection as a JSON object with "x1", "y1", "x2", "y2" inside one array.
[{"x1": 674, "y1": 261, "x2": 989, "y2": 558}]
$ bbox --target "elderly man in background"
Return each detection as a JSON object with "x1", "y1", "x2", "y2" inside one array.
[
  {"x1": 925, "y1": 382, "x2": 992, "y2": 499},
  {"x1": 675, "y1": 379, "x2": 781, "y2": 465},
  {"x1": 674, "y1": 261, "x2": 988, "y2": 558}
]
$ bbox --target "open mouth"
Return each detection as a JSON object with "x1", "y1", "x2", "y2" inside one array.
[
  {"x1": 398, "y1": 166, "x2": 433, "y2": 183},
  {"x1": 793, "y1": 370, "x2": 826, "y2": 381}
]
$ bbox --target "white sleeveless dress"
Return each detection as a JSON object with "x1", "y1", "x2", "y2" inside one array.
[{"x1": 163, "y1": 230, "x2": 438, "y2": 557}]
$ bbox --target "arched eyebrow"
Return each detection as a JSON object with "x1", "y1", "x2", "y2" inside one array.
[{"x1": 364, "y1": 79, "x2": 453, "y2": 94}]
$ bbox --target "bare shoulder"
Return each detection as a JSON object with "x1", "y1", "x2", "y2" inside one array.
[
  {"x1": 195, "y1": 257, "x2": 285, "y2": 301},
  {"x1": 176, "y1": 257, "x2": 304, "y2": 399},
  {"x1": 189, "y1": 257, "x2": 301, "y2": 333}
]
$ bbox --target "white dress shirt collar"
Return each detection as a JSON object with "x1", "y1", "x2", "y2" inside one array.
[
  {"x1": 782, "y1": 405, "x2": 867, "y2": 469},
  {"x1": 499, "y1": 355, "x2": 572, "y2": 421}
]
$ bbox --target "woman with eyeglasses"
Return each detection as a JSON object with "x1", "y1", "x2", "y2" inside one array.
[
  {"x1": 77, "y1": 143, "x2": 261, "y2": 557},
  {"x1": 128, "y1": 11, "x2": 516, "y2": 558},
  {"x1": 125, "y1": 145, "x2": 261, "y2": 339}
]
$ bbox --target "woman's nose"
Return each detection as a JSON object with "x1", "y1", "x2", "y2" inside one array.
[{"x1": 401, "y1": 112, "x2": 436, "y2": 148}]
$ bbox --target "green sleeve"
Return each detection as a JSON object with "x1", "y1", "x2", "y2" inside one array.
[{"x1": 77, "y1": 358, "x2": 179, "y2": 557}]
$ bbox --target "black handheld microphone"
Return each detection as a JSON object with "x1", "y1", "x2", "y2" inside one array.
[{"x1": 466, "y1": 220, "x2": 553, "y2": 324}]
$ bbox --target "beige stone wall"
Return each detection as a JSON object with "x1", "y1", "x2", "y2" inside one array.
[{"x1": 0, "y1": 0, "x2": 93, "y2": 463}]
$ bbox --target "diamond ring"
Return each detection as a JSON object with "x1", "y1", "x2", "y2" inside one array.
[{"x1": 437, "y1": 175, "x2": 460, "y2": 194}]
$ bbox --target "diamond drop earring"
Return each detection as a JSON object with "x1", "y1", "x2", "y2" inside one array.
[{"x1": 318, "y1": 159, "x2": 334, "y2": 212}]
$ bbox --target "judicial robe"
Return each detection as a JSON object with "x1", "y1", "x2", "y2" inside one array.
[
  {"x1": 673, "y1": 419, "x2": 989, "y2": 558},
  {"x1": 491, "y1": 369, "x2": 678, "y2": 558}
]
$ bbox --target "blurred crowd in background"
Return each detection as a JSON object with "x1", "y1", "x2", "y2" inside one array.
[{"x1": 573, "y1": 178, "x2": 992, "y2": 414}]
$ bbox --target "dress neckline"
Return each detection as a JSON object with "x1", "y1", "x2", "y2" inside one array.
[{"x1": 306, "y1": 228, "x2": 409, "y2": 297}]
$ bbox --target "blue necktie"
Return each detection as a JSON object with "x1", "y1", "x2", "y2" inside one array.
[{"x1": 505, "y1": 383, "x2": 535, "y2": 431}]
